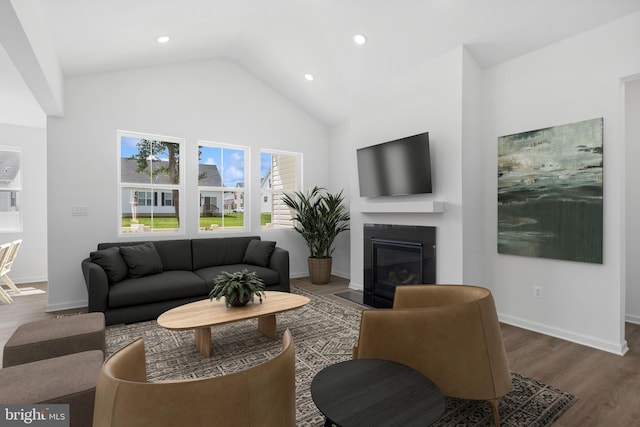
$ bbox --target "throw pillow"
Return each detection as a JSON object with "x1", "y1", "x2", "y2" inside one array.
[
  {"x1": 90, "y1": 246, "x2": 128, "y2": 284},
  {"x1": 119, "y1": 242, "x2": 164, "y2": 278},
  {"x1": 243, "y1": 240, "x2": 276, "y2": 267}
]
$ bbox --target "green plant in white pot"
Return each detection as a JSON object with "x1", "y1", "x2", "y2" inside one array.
[
  {"x1": 209, "y1": 269, "x2": 266, "y2": 307},
  {"x1": 282, "y1": 186, "x2": 350, "y2": 284}
]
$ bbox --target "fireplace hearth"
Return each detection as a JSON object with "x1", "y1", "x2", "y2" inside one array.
[{"x1": 364, "y1": 224, "x2": 436, "y2": 308}]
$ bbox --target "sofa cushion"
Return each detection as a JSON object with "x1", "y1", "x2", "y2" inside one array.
[
  {"x1": 98, "y1": 240, "x2": 192, "y2": 271},
  {"x1": 90, "y1": 246, "x2": 128, "y2": 284},
  {"x1": 243, "y1": 240, "x2": 276, "y2": 267},
  {"x1": 195, "y1": 264, "x2": 280, "y2": 292},
  {"x1": 150, "y1": 239, "x2": 193, "y2": 271},
  {"x1": 120, "y1": 242, "x2": 163, "y2": 278},
  {"x1": 108, "y1": 270, "x2": 207, "y2": 308},
  {"x1": 191, "y1": 237, "x2": 258, "y2": 270}
]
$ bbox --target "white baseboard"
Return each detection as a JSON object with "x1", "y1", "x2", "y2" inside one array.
[
  {"x1": 14, "y1": 276, "x2": 48, "y2": 284},
  {"x1": 46, "y1": 300, "x2": 87, "y2": 313},
  {"x1": 499, "y1": 313, "x2": 629, "y2": 356},
  {"x1": 290, "y1": 271, "x2": 351, "y2": 280},
  {"x1": 625, "y1": 313, "x2": 640, "y2": 325},
  {"x1": 348, "y1": 281, "x2": 363, "y2": 291},
  {"x1": 331, "y1": 270, "x2": 350, "y2": 280}
]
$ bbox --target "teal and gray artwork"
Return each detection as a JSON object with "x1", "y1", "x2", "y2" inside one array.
[{"x1": 498, "y1": 118, "x2": 603, "y2": 263}]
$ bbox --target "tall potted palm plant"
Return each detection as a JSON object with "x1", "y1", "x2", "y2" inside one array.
[{"x1": 282, "y1": 186, "x2": 350, "y2": 284}]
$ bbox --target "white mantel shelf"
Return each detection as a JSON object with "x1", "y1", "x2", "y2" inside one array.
[{"x1": 351, "y1": 201, "x2": 445, "y2": 214}]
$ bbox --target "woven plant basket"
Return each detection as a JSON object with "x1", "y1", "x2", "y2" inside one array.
[{"x1": 308, "y1": 257, "x2": 332, "y2": 285}]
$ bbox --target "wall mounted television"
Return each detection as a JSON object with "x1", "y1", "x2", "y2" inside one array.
[{"x1": 356, "y1": 132, "x2": 432, "y2": 197}]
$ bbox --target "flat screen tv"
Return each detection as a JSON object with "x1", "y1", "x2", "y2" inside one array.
[{"x1": 357, "y1": 132, "x2": 432, "y2": 197}]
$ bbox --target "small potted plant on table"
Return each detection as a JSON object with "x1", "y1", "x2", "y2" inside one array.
[{"x1": 209, "y1": 269, "x2": 266, "y2": 307}]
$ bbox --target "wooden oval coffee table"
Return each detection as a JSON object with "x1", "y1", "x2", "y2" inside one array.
[{"x1": 157, "y1": 291, "x2": 310, "y2": 357}]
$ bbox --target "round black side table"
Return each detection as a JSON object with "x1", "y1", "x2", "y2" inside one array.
[{"x1": 311, "y1": 359, "x2": 445, "y2": 427}]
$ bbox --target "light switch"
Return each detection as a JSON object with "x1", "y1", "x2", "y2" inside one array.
[{"x1": 72, "y1": 206, "x2": 89, "y2": 216}]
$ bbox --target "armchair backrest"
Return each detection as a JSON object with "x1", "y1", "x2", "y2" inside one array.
[
  {"x1": 353, "y1": 285, "x2": 511, "y2": 402},
  {"x1": 93, "y1": 329, "x2": 296, "y2": 427}
]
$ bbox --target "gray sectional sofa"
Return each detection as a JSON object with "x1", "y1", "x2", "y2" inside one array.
[{"x1": 81, "y1": 236, "x2": 289, "y2": 326}]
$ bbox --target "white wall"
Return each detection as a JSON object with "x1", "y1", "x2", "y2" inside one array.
[
  {"x1": 328, "y1": 120, "x2": 352, "y2": 279},
  {"x1": 46, "y1": 58, "x2": 329, "y2": 311},
  {"x1": 1, "y1": 0, "x2": 64, "y2": 117},
  {"x1": 344, "y1": 12, "x2": 640, "y2": 354},
  {"x1": 482, "y1": 12, "x2": 640, "y2": 354},
  {"x1": 0, "y1": 123, "x2": 47, "y2": 283},
  {"x1": 348, "y1": 48, "x2": 468, "y2": 290},
  {"x1": 461, "y1": 49, "x2": 485, "y2": 284},
  {"x1": 625, "y1": 78, "x2": 640, "y2": 323}
]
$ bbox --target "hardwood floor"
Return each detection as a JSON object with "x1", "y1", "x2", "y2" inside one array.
[
  {"x1": 500, "y1": 322, "x2": 640, "y2": 426},
  {"x1": 296, "y1": 277, "x2": 640, "y2": 426},
  {"x1": 3, "y1": 278, "x2": 639, "y2": 426},
  {"x1": 0, "y1": 282, "x2": 84, "y2": 362}
]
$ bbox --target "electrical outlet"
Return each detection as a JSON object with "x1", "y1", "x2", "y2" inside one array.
[{"x1": 533, "y1": 286, "x2": 543, "y2": 298}]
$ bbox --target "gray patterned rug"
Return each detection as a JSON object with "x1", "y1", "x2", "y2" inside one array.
[{"x1": 105, "y1": 287, "x2": 575, "y2": 426}]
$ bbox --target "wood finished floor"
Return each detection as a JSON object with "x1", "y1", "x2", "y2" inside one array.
[{"x1": 2, "y1": 278, "x2": 639, "y2": 426}]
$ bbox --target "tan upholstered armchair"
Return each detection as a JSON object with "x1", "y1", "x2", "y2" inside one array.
[
  {"x1": 93, "y1": 329, "x2": 296, "y2": 427},
  {"x1": 352, "y1": 285, "x2": 511, "y2": 426}
]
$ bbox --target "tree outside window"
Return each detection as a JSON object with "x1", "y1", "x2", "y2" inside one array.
[{"x1": 119, "y1": 132, "x2": 184, "y2": 234}]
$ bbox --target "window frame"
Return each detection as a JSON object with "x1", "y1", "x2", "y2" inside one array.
[
  {"x1": 197, "y1": 140, "x2": 250, "y2": 233},
  {"x1": 117, "y1": 130, "x2": 186, "y2": 236}
]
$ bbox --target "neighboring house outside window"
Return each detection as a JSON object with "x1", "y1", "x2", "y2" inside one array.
[
  {"x1": 198, "y1": 141, "x2": 248, "y2": 232},
  {"x1": 118, "y1": 131, "x2": 185, "y2": 235},
  {"x1": 260, "y1": 150, "x2": 301, "y2": 228}
]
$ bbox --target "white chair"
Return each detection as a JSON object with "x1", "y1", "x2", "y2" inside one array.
[
  {"x1": 0, "y1": 239, "x2": 21, "y2": 294},
  {"x1": 0, "y1": 243, "x2": 13, "y2": 303}
]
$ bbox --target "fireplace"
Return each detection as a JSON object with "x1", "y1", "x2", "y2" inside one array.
[{"x1": 364, "y1": 224, "x2": 436, "y2": 308}]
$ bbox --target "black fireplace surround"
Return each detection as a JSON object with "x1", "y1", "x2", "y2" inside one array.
[{"x1": 363, "y1": 224, "x2": 436, "y2": 308}]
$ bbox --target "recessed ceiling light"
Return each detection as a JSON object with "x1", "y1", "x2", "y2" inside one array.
[
  {"x1": 157, "y1": 36, "x2": 170, "y2": 44},
  {"x1": 353, "y1": 34, "x2": 367, "y2": 45},
  {"x1": 304, "y1": 73, "x2": 314, "y2": 81}
]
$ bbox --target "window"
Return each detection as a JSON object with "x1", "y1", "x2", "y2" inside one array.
[
  {"x1": 0, "y1": 147, "x2": 22, "y2": 232},
  {"x1": 198, "y1": 142, "x2": 248, "y2": 232},
  {"x1": 260, "y1": 150, "x2": 301, "y2": 228},
  {"x1": 161, "y1": 192, "x2": 174, "y2": 207},
  {"x1": 118, "y1": 131, "x2": 184, "y2": 235},
  {"x1": 135, "y1": 191, "x2": 152, "y2": 207}
]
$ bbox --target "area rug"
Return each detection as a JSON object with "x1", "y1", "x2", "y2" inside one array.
[{"x1": 105, "y1": 287, "x2": 575, "y2": 426}]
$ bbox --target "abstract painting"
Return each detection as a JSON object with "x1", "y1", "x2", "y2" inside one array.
[{"x1": 497, "y1": 118, "x2": 603, "y2": 263}]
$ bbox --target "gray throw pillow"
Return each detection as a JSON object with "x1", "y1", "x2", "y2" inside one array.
[
  {"x1": 243, "y1": 240, "x2": 276, "y2": 267},
  {"x1": 90, "y1": 246, "x2": 129, "y2": 284},
  {"x1": 120, "y1": 242, "x2": 164, "y2": 278}
]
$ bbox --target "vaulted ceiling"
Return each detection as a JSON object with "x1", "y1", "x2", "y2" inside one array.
[{"x1": 3, "y1": 0, "x2": 640, "y2": 128}]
